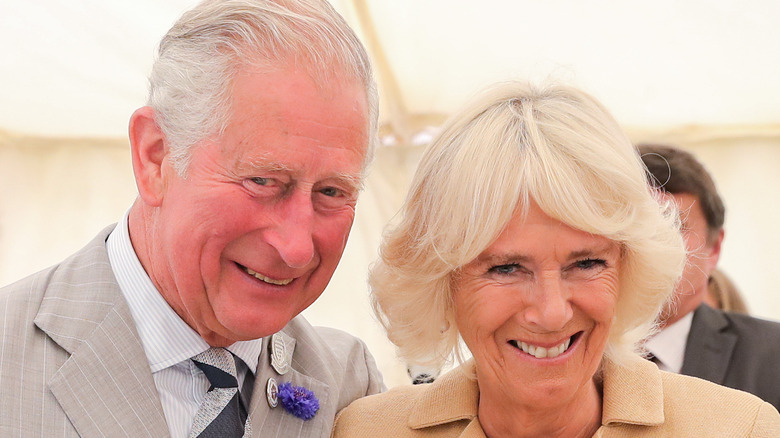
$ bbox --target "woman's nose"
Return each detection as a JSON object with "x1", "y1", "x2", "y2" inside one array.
[{"x1": 523, "y1": 273, "x2": 573, "y2": 331}]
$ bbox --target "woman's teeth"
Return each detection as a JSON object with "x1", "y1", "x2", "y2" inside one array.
[{"x1": 515, "y1": 337, "x2": 572, "y2": 359}]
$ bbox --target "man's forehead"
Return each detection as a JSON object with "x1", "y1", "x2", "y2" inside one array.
[
  {"x1": 660, "y1": 191, "x2": 706, "y2": 224},
  {"x1": 234, "y1": 153, "x2": 290, "y2": 172},
  {"x1": 659, "y1": 190, "x2": 699, "y2": 205}
]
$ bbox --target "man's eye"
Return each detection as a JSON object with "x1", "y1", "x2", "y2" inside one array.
[
  {"x1": 320, "y1": 187, "x2": 341, "y2": 198},
  {"x1": 574, "y1": 259, "x2": 606, "y2": 270},
  {"x1": 314, "y1": 186, "x2": 357, "y2": 211},
  {"x1": 243, "y1": 177, "x2": 286, "y2": 197}
]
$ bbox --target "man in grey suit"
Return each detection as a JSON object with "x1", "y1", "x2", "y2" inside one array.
[
  {"x1": 639, "y1": 144, "x2": 780, "y2": 411},
  {"x1": 0, "y1": 1, "x2": 384, "y2": 436}
]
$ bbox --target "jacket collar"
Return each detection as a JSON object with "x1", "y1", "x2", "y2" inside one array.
[
  {"x1": 601, "y1": 354, "x2": 665, "y2": 426},
  {"x1": 408, "y1": 360, "x2": 480, "y2": 429},
  {"x1": 33, "y1": 225, "x2": 170, "y2": 437},
  {"x1": 407, "y1": 354, "x2": 666, "y2": 434}
]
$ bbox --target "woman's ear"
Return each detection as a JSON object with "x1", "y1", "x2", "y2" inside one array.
[{"x1": 129, "y1": 106, "x2": 167, "y2": 206}]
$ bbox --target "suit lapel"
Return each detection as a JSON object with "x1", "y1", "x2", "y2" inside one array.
[
  {"x1": 34, "y1": 227, "x2": 169, "y2": 437},
  {"x1": 681, "y1": 304, "x2": 737, "y2": 384},
  {"x1": 248, "y1": 329, "x2": 331, "y2": 438}
]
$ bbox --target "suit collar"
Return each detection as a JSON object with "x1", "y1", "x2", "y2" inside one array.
[
  {"x1": 33, "y1": 225, "x2": 170, "y2": 437},
  {"x1": 34, "y1": 225, "x2": 122, "y2": 354},
  {"x1": 680, "y1": 304, "x2": 737, "y2": 383}
]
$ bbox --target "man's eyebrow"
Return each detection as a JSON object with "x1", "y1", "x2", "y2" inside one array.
[
  {"x1": 234, "y1": 157, "x2": 292, "y2": 174},
  {"x1": 233, "y1": 159, "x2": 364, "y2": 190},
  {"x1": 331, "y1": 172, "x2": 364, "y2": 191}
]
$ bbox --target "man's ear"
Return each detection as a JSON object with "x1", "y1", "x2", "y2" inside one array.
[
  {"x1": 129, "y1": 106, "x2": 167, "y2": 207},
  {"x1": 707, "y1": 228, "x2": 725, "y2": 271}
]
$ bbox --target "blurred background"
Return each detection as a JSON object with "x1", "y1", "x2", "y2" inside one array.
[{"x1": 2, "y1": 0, "x2": 779, "y2": 388}]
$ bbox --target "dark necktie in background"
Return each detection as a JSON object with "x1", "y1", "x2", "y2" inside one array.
[{"x1": 646, "y1": 352, "x2": 661, "y2": 366}]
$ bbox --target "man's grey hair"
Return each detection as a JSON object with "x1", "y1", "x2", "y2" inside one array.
[{"x1": 148, "y1": 0, "x2": 378, "y2": 175}]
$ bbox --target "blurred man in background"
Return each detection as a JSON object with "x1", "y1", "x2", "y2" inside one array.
[{"x1": 640, "y1": 143, "x2": 780, "y2": 411}]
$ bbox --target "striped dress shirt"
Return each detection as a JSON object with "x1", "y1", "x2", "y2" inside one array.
[{"x1": 106, "y1": 212, "x2": 264, "y2": 438}]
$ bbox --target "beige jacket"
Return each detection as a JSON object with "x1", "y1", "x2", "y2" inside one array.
[
  {"x1": 333, "y1": 355, "x2": 780, "y2": 437},
  {"x1": 0, "y1": 225, "x2": 385, "y2": 437}
]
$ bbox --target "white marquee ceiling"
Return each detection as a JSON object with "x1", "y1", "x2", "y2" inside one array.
[{"x1": 2, "y1": 0, "x2": 779, "y2": 139}]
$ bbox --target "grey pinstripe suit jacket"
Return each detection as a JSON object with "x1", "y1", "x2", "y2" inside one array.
[{"x1": 0, "y1": 225, "x2": 385, "y2": 437}]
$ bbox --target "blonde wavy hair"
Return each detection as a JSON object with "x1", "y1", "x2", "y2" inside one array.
[{"x1": 369, "y1": 82, "x2": 686, "y2": 370}]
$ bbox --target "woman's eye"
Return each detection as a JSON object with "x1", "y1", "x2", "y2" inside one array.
[
  {"x1": 489, "y1": 264, "x2": 519, "y2": 275},
  {"x1": 574, "y1": 259, "x2": 606, "y2": 270}
]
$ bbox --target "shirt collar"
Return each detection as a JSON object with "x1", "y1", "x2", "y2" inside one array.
[
  {"x1": 106, "y1": 210, "x2": 264, "y2": 374},
  {"x1": 644, "y1": 311, "x2": 694, "y2": 373}
]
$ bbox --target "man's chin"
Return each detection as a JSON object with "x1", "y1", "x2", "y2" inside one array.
[{"x1": 225, "y1": 314, "x2": 296, "y2": 342}]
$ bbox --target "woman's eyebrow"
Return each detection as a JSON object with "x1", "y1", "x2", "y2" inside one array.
[
  {"x1": 567, "y1": 243, "x2": 618, "y2": 260},
  {"x1": 474, "y1": 252, "x2": 531, "y2": 266}
]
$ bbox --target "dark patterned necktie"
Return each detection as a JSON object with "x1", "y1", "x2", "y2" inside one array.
[{"x1": 190, "y1": 348, "x2": 251, "y2": 438}]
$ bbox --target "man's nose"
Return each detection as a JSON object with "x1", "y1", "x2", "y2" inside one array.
[
  {"x1": 263, "y1": 190, "x2": 315, "y2": 269},
  {"x1": 523, "y1": 274, "x2": 573, "y2": 331}
]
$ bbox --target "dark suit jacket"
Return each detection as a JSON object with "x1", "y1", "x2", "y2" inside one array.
[
  {"x1": 0, "y1": 225, "x2": 384, "y2": 437},
  {"x1": 682, "y1": 303, "x2": 780, "y2": 411}
]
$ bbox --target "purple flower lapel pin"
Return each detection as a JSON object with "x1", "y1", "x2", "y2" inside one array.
[{"x1": 277, "y1": 382, "x2": 320, "y2": 420}]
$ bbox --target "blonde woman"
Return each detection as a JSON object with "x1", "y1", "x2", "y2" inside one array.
[{"x1": 332, "y1": 83, "x2": 780, "y2": 437}]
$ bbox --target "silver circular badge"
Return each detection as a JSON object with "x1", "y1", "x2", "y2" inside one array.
[{"x1": 266, "y1": 377, "x2": 278, "y2": 408}]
